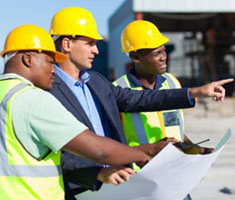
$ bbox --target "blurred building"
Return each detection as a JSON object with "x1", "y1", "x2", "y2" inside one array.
[
  {"x1": 108, "y1": 0, "x2": 235, "y2": 96},
  {"x1": 90, "y1": 40, "x2": 108, "y2": 79}
]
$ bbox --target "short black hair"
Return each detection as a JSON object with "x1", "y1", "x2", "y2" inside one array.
[
  {"x1": 53, "y1": 35, "x2": 81, "y2": 52},
  {"x1": 129, "y1": 49, "x2": 145, "y2": 59}
]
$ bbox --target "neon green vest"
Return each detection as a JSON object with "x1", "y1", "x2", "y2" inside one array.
[
  {"x1": 0, "y1": 78, "x2": 64, "y2": 200},
  {"x1": 113, "y1": 73, "x2": 184, "y2": 146}
]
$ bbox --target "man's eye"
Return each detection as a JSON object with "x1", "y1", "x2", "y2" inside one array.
[
  {"x1": 89, "y1": 41, "x2": 96, "y2": 46},
  {"x1": 152, "y1": 51, "x2": 161, "y2": 56},
  {"x1": 157, "y1": 50, "x2": 164, "y2": 55}
]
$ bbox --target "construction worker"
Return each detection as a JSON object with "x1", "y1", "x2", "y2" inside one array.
[
  {"x1": 49, "y1": 7, "x2": 232, "y2": 200},
  {"x1": 113, "y1": 20, "x2": 213, "y2": 200},
  {"x1": 114, "y1": 19, "x2": 216, "y2": 163},
  {"x1": 0, "y1": 24, "x2": 165, "y2": 200}
]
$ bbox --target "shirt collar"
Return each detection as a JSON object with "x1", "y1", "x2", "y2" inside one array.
[
  {"x1": 79, "y1": 70, "x2": 90, "y2": 86},
  {"x1": 54, "y1": 65, "x2": 90, "y2": 88},
  {"x1": 128, "y1": 68, "x2": 166, "y2": 90},
  {"x1": 0, "y1": 73, "x2": 34, "y2": 86}
]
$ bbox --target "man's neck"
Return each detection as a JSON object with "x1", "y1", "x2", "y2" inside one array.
[
  {"x1": 134, "y1": 68, "x2": 156, "y2": 90},
  {"x1": 58, "y1": 61, "x2": 81, "y2": 81}
]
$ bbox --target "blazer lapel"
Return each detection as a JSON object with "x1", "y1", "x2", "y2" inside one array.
[
  {"x1": 87, "y1": 76, "x2": 124, "y2": 141},
  {"x1": 87, "y1": 78, "x2": 113, "y2": 120},
  {"x1": 54, "y1": 75, "x2": 93, "y2": 129}
]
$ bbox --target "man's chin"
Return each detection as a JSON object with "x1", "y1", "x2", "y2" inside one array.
[
  {"x1": 82, "y1": 64, "x2": 92, "y2": 70},
  {"x1": 159, "y1": 68, "x2": 167, "y2": 74},
  {"x1": 45, "y1": 86, "x2": 52, "y2": 91},
  {"x1": 44, "y1": 83, "x2": 53, "y2": 91}
]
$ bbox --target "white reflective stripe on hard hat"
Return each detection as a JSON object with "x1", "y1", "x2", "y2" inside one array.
[
  {"x1": 52, "y1": 35, "x2": 61, "y2": 41},
  {"x1": 4, "y1": 51, "x2": 17, "y2": 64},
  {"x1": 125, "y1": 52, "x2": 130, "y2": 57}
]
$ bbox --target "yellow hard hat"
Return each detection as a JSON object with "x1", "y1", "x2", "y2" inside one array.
[
  {"x1": 0, "y1": 24, "x2": 67, "y2": 63},
  {"x1": 50, "y1": 7, "x2": 103, "y2": 40},
  {"x1": 121, "y1": 20, "x2": 169, "y2": 52}
]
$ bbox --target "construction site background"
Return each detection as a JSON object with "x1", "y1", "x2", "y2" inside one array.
[{"x1": 184, "y1": 97, "x2": 235, "y2": 200}]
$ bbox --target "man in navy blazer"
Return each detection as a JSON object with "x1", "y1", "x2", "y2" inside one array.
[
  {"x1": 50, "y1": 70, "x2": 195, "y2": 197},
  {"x1": 49, "y1": 7, "x2": 232, "y2": 200}
]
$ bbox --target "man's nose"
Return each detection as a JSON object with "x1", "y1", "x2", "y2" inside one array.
[
  {"x1": 160, "y1": 51, "x2": 167, "y2": 61},
  {"x1": 51, "y1": 65, "x2": 56, "y2": 74},
  {"x1": 92, "y1": 45, "x2": 99, "y2": 55}
]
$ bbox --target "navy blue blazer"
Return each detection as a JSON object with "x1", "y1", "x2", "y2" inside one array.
[{"x1": 50, "y1": 71, "x2": 194, "y2": 199}]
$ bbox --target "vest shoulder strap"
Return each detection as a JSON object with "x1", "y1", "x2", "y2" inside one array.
[{"x1": 114, "y1": 75, "x2": 130, "y2": 88}]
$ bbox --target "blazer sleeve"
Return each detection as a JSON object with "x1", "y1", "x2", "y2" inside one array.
[
  {"x1": 89, "y1": 72, "x2": 194, "y2": 113},
  {"x1": 111, "y1": 82, "x2": 194, "y2": 112},
  {"x1": 61, "y1": 151, "x2": 103, "y2": 191}
]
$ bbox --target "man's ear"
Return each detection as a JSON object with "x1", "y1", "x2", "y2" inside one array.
[
  {"x1": 22, "y1": 52, "x2": 33, "y2": 68},
  {"x1": 61, "y1": 37, "x2": 72, "y2": 53},
  {"x1": 130, "y1": 52, "x2": 140, "y2": 64}
]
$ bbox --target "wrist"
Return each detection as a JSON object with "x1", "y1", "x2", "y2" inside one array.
[
  {"x1": 134, "y1": 145, "x2": 151, "y2": 163},
  {"x1": 134, "y1": 144, "x2": 149, "y2": 155},
  {"x1": 97, "y1": 168, "x2": 104, "y2": 182},
  {"x1": 188, "y1": 87, "x2": 199, "y2": 99}
]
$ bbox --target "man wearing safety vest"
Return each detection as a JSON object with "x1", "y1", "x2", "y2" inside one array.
[
  {"x1": 0, "y1": 24, "x2": 164, "y2": 200},
  {"x1": 48, "y1": 7, "x2": 233, "y2": 200},
  {"x1": 113, "y1": 20, "x2": 216, "y2": 200}
]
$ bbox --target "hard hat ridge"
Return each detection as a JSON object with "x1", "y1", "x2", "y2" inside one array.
[
  {"x1": 0, "y1": 24, "x2": 67, "y2": 63},
  {"x1": 50, "y1": 7, "x2": 103, "y2": 40},
  {"x1": 121, "y1": 20, "x2": 169, "y2": 52}
]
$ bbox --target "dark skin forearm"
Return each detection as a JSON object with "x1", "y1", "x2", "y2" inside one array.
[{"x1": 63, "y1": 129, "x2": 150, "y2": 167}]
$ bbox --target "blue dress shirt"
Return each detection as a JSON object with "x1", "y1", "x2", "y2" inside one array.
[{"x1": 54, "y1": 65, "x2": 106, "y2": 137}]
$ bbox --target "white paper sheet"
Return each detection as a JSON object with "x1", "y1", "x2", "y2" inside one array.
[{"x1": 77, "y1": 129, "x2": 232, "y2": 200}]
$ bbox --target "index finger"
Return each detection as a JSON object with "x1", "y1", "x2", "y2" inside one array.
[{"x1": 216, "y1": 78, "x2": 234, "y2": 86}]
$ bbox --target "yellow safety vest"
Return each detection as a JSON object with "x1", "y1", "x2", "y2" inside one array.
[
  {"x1": 0, "y1": 78, "x2": 64, "y2": 200},
  {"x1": 114, "y1": 73, "x2": 184, "y2": 145}
]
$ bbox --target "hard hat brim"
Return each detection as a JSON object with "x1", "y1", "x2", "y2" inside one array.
[
  {"x1": 0, "y1": 50, "x2": 8, "y2": 57},
  {"x1": 52, "y1": 51, "x2": 67, "y2": 63},
  {"x1": 92, "y1": 33, "x2": 103, "y2": 40},
  {"x1": 0, "y1": 49, "x2": 67, "y2": 63}
]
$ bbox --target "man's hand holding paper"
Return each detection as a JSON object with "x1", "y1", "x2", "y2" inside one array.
[{"x1": 136, "y1": 137, "x2": 180, "y2": 157}]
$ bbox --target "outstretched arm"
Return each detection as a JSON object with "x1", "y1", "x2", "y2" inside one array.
[
  {"x1": 189, "y1": 78, "x2": 234, "y2": 101},
  {"x1": 63, "y1": 129, "x2": 150, "y2": 167}
]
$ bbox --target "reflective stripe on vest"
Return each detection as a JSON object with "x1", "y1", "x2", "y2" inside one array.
[
  {"x1": 115, "y1": 73, "x2": 184, "y2": 145},
  {"x1": 163, "y1": 73, "x2": 184, "y2": 142},
  {"x1": 0, "y1": 79, "x2": 64, "y2": 200},
  {"x1": 0, "y1": 82, "x2": 62, "y2": 177},
  {"x1": 115, "y1": 76, "x2": 148, "y2": 144}
]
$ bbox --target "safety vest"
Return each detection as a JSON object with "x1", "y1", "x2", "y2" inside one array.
[
  {"x1": 0, "y1": 78, "x2": 64, "y2": 200},
  {"x1": 114, "y1": 73, "x2": 184, "y2": 147}
]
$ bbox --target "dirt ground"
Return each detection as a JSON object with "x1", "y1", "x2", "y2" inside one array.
[{"x1": 184, "y1": 97, "x2": 235, "y2": 200}]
